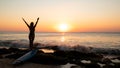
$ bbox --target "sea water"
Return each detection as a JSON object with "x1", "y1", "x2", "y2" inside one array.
[{"x1": 0, "y1": 32, "x2": 120, "y2": 48}]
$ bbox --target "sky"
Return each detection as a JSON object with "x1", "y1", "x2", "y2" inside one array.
[{"x1": 0, "y1": 0, "x2": 120, "y2": 32}]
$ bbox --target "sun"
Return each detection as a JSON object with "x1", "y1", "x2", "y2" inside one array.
[{"x1": 58, "y1": 23, "x2": 69, "y2": 32}]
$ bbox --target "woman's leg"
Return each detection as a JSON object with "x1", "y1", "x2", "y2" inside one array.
[
  {"x1": 29, "y1": 36, "x2": 32, "y2": 50},
  {"x1": 29, "y1": 35, "x2": 35, "y2": 50}
]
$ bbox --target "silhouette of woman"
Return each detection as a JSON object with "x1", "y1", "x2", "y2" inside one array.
[{"x1": 22, "y1": 17, "x2": 39, "y2": 50}]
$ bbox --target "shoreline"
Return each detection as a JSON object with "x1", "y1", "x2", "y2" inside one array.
[{"x1": 0, "y1": 47, "x2": 120, "y2": 68}]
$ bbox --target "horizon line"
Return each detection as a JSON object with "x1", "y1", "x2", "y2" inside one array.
[{"x1": 0, "y1": 31, "x2": 120, "y2": 33}]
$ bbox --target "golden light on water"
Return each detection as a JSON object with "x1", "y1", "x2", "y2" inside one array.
[
  {"x1": 61, "y1": 36, "x2": 65, "y2": 42},
  {"x1": 40, "y1": 49, "x2": 54, "y2": 53}
]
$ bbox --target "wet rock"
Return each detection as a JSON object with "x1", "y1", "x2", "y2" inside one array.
[
  {"x1": 30, "y1": 53, "x2": 68, "y2": 65},
  {"x1": 5, "y1": 53, "x2": 24, "y2": 59},
  {"x1": 83, "y1": 63, "x2": 101, "y2": 68},
  {"x1": 103, "y1": 64, "x2": 114, "y2": 68},
  {"x1": 116, "y1": 56, "x2": 120, "y2": 60},
  {"x1": 0, "y1": 48, "x2": 11, "y2": 54},
  {"x1": 8, "y1": 47, "x2": 20, "y2": 53},
  {"x1": 114, "y1": 63, "x2": 120, "y2": 68},
  {"x1": 54, "y1": 50, "x2": 68, "y2": 58},
  {"x1": 111, "y1": 59, "x2": 120, "y2": 63},
  {"x1": 0, "y1": 55, "x2": 3, "y2": 59},
  {"x1": 71, "y1": 65, "x2": 81, "y2": 68},
  {"x1": 101, "y1": 58, "x2": 112, "y2": 64}
]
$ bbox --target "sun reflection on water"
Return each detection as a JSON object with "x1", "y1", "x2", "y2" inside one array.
[{"x1": 61, "y1": 36, "x2": 65, "y2": 42}]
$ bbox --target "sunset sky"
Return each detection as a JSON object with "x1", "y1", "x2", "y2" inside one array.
[{"x1": 0, "y1": 0, "x2": 120, "y2": 32}]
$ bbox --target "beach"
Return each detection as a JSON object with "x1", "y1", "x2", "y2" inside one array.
[
  {"x1": 0, "y1": 0, "x2": 120, "y2": 67},
  {"x1": 0, "y1": 32, "x2": 120, "y2": 68},
  {"x1": 0, "y1": 47, "x2": 73, "y2": 68},
  {"x1": 0, "y1": 47, "x2": 120, "y2": 68}
]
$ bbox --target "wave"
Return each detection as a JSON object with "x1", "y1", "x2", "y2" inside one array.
[
  {"x1": 0, "y1": 40, "x2": 120, "y2": 55},
  {"x1": 0, "y1": 40, "x2": 29, "y2": 48}
]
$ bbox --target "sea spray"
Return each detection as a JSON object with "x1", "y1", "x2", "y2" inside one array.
[{"x1": 0, "y1": 40, "x2": 120, "y2": 55}]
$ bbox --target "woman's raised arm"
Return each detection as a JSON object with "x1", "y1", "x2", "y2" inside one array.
[
  {"x1": 34, "y1": 17, "x2": 39, "y2": 27},
  {"x1": 22, "y1": 18, "x2": 29, "y2": 27}
]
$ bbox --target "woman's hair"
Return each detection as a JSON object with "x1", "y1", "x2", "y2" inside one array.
[{"x1": 30, "y1": 22, "x2": 34, "y2": 26}]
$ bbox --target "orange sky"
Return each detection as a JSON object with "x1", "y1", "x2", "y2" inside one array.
[{"x1": 0, "y1": 0, "x2": 120, "y2": 32}]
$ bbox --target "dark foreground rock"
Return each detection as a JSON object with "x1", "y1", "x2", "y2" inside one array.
[{"x1": 0, "y1": 47, "x2": 120, "y2": 68}]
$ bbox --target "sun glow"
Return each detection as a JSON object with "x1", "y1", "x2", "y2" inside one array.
[{"x1": 58, "y1": 23, "x2": 69, "y2": 32}]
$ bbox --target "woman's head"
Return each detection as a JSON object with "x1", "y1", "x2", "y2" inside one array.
[{"x1": 30, "y1": 22, "x2": 34, "y2": 26}]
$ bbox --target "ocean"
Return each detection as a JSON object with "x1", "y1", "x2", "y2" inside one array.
[
  {"x1": 0, "y1": 32, "x2": 120, "y2": 55},
  {"x1": 0, "y1": 32, "x2": 120, "y2": 48}
]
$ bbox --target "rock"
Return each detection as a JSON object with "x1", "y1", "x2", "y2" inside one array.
[
  {"x1": 102, "y1": 58, "x2": 112, "y2": 64},
  {"x1": 103, "y1": 64, "x2": 114, "y2": 68},
  {"x1": 0, "y1": 48, "x2": 11, "y2": 54},
  {"x1": 8, "y1": 47, "x2": 20, "y2": 53},
  {"x1": 116, "y1": 57, "x2": 120, "y2": 60},
  {"x1": 114, "y1": 63, "x2": 120, "y2": 68},
  {"x1": 83, "y1": 63, "x2": 101, "y2": 68},
  {"x1": 0, "y1": 55, "x2": 3, "y2": 59},
  {"x1": 29, "y1": 53, "x2": 68, "y2": 65},
  {"x1": 71, "y1": 65, "x2": 81, "y2": 68}
]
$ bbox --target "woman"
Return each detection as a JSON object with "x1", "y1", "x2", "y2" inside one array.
[{"x1": 22, "y1": 17, "x2": 39, "y2": 50}]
